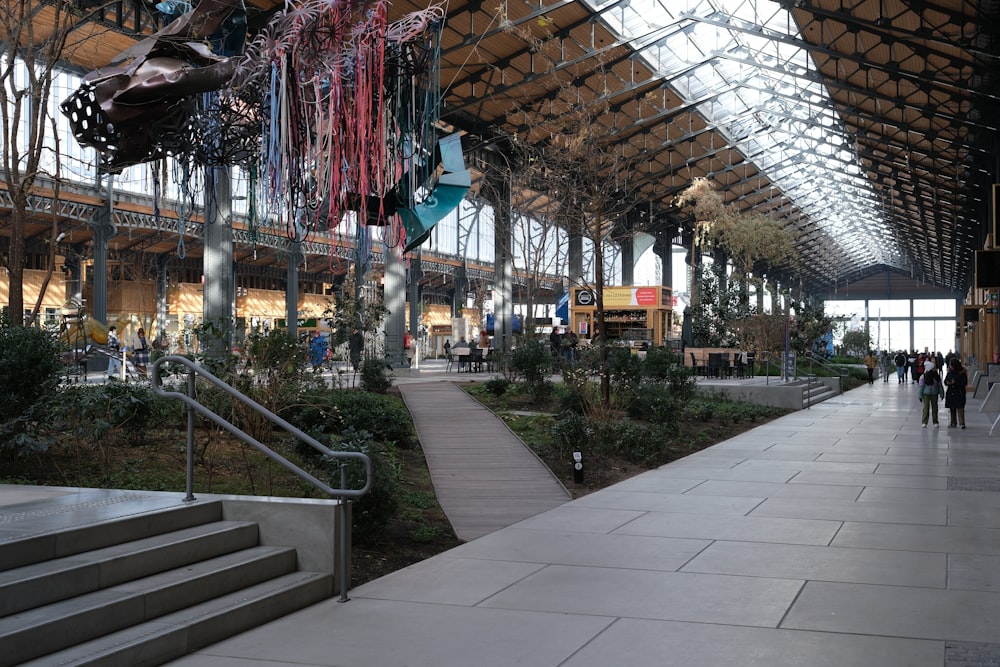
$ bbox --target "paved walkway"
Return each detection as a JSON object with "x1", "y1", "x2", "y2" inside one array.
[
  {"x1": 398, "y1": 382, "x2": 570, "y2": 540},
  {"x1": 7, "y1": 375, "x2": 1000, "y2": 665}
]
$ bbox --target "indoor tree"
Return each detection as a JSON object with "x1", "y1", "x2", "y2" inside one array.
[
  {"x1": 504, "y1": 81, "x2": 647, "y2": 405},
  {"x1": 0, "y1": 0, "x2": 103, "y2": 326}
]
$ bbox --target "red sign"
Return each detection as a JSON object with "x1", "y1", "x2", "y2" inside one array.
[{"x1": 634, "y1": 288, "x2": 657, "y2": 306}]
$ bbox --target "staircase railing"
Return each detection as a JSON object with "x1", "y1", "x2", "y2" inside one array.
[
  {"x1": 800, "y1": 352, "x2": 848, "y2": 390},
  {"x1": 151, "y1": 355, "x2": 372, "y2": 601}
]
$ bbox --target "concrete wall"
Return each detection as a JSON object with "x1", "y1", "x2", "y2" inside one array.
[
  {"x1": 209, "y1": 496, "x2": 347, "y2": 577},
  {"x1": 699, "y1": 377, "x2": 840, "y2": 410}
]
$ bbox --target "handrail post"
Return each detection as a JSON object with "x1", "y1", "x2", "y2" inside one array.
[
  {"x1": 338, "y1": 464, "x2": 350, "y2": 603},
  {"x1": 151, "y1": 354, "x2": 372, "y2": 599},
  {"x1": 185, "y1": 367, "x2": 196, "y2": 502}
]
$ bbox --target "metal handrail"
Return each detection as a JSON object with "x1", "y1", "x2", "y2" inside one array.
[
  {"x1": 801, "y1": 352, "x2": 848, "y2": 393},
  {"x1": 151, "y1": 354, "x2": 372, "y2": 601}
]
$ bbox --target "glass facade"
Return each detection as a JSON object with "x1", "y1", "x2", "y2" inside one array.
[{"x1": 826, "y1": 297, "x2": 958, "y2": 354}]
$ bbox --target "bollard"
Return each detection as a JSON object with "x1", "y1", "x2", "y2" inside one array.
[{"x1": 572, "y1": 451, "x2": 584, "y2": 484}]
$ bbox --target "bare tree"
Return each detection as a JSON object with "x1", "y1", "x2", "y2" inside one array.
[
  {"x1": 506, "y1": 83, "x2": 646, "y2": 404},
  {"x1": 476, "y1": 158, "x2": 565, "y2": 331},
  {"x1": 0, "y1": 0, "x2": 94, "y2": 326}
]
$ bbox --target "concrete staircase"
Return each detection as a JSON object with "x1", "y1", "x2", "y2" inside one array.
[
  {"x1": 0, "y1": 500, "x2": 332, "y2": 666},
  {"x1": 798, "y1": 376, "x2": 838, "y2": 407}
]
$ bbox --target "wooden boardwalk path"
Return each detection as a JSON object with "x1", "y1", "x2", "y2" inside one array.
[{"x1": 398, "y1": 382, "x2": 571, "y2": 541}]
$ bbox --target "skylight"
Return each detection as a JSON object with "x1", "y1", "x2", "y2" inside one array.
[{"x1": 580, "y1": 0, "x2": 896, "y2": 266}]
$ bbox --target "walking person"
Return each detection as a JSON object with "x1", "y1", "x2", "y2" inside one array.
[
  {"x1": 879, "y1": 350, "x2": 891, "y2": 383},
  {"x1": 106, "y1": 325, "x2": 122, "y2": 380},
  {"x1": 349, "y1": 327, "x2": 364, "y2": 371},
  {"x1": 549, "y1": 326, "x2": 563, "y2": 372},
  {"x1": 863, "y1": 349, "x2": 878, "y2": 385},
  {"x1": 944, "y1": 358, "x2": 968, "y2": 429},
  {"x1": 132, "y1": 327, "x2": 150, "y2": 377},
  {"x1": 894, "y1": 350, "x2": 907, "y2": 384},
  {"x1": 308, "y1": 330, "x2": 327, "y2": 371},
  {"x1": 918, "y1": 366, "x2": 944, "y2": 428}
]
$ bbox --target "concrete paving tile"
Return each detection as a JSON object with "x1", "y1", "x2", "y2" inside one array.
[
  {"x1": 647, "y1": 465, "x2": 798, "y2": 483},
  {"x1": 826, "y1": 442, "x2": 893, "y2": 454},
  {"x1": 605, "y1": 476, "x2": 704, "y2": 494},
  {"x1": 948, "y1": 554, "x2": 1000, "y2": 592},
  {"x1": 351, "y1": 555, "x2": 545, "y2": 605},
  {"x1": 750, "y1": 496, "x2": 947, "y2": 525},
  {"x1": 819, "y1": 451, "x2": 951, "y2": 465},
  {"x1": 681, "y1": 540, "x2": 946, "y2": 588},
  {"x1": 560, "y1": 618, "x2": 943, "y2": 667},
  {"x1": 684, "y1": 480, "x2": 863, "y2": 501},
  {"x1": 446, "y1": 527, "x2": 711, "y2": 571},
  {"x1": 668, "y1": 453, "x2": 748, "y2": 467},
  {"x1": 614, "y1": 511, "x2": 840, "y2": 545},
  {"x1": 572, "y1": 489, "x2": 763, "y2": 515},
  {"x1": 735, "y1": 449, "x2": 824, "y2": 461},
  {"x1": 478, "y1": 564, "x2": 803, "y2": 627},
  {"x1": 737, "y1": 459, "x2": 879, "y2": 474},
  {"x1": 859, "y1": 485, "x2": 1000, "y2": 508},
  {"x1": 832, "y1": 521, "x2": 1000, "y2": 555},
  {"x1": 947, "y1": 506, "x2": 1000, "y2": 530},
  {"x1": 788, "y1": 470, "x2": 948, "y2": 489},
  {"x1": 878, "y1": 463, "x2": 1000, "y2": 477},
  {"x1": 781, "y1": 581, "x2": 1000, "y2": 643},
  {"x1": 512, "y1": 505, "x2": 646, "y2": 533},
  {"x1": 166, "y1": 598, "x2": 613, "y2": 667}
]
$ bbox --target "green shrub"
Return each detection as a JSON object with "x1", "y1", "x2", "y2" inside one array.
[
  {"x1": 0, "y1": 320, "x2": 62, "y2": 424},
  {"x1": 510, "y1": 340, "x2": 551, "y2": 386},
  {"x1": 287, "y1": 389, "x2": 414, "y2": 447},
  {"x1": 628, "y1": 383, "x2": 681, "y2": 426},
  {"x1": 598, "y1": 420, "x2": 672, "y2": 466},
  {"x1": 359, "y1": 358, "x2": 393, "y2": 393},
  {"x1": 484, "y1": 377, "x2": 510, "y2": 397},
  {"x1": 607, "y1": 347, "x2": 642, "y2": 391},
  {"x1": 687, "y1": 397, "x2": 716, "y2": 421},
  {"x1": 320, "y1": 428, "x2": 401, "y2": 539},
  {"x1": 664, "y1": 365, "x2": 699, "y2": 400},
  {"x1": 641, "y1": 347, "x2": 682, "y2": 382},
  {"x1": 551, "y1": 411, "x2": 593, "y2": 459}
]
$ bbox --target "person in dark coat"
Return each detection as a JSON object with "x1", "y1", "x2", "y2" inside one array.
[
  {"x1": 893, "y1": 350, "x2": 907, "y2": 384},
  {"x1": 349, "y1": 327, "x2": 364, "y2": 370},
  {"x1": 944, "y1": 357, "x2": 968, "y2": 429},
  {"x1": 132, "y1": 328, "x2": 150, "y2": 377}
]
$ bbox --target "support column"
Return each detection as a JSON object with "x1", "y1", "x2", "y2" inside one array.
[
  {"x1": 568, "y1": 235, "x2": 584, "y2": 289},
  {"x1": 384, "y1": 241, "x2": 407, "y2": 367},
  {"x1": 619, "y1": 237, "x2": 635, "y2": 286},
  {"x1": 203, "y1": 167, "x2": 234, "y2": 358},
  {"x1": 65, "y1": 245, "x2": 84, "y2": 306},
  {"x1": 653, "y1": 232, "x2": 673, "y2": 290},
  {"x1": 89, "y1": 207, "x2": 115, "y2": 325},
  {"x1": 452, "y1": 264, "x2": 467, "y2": 319},
  {"x1": 409, "y1": 254, "x2": 422, "y2": 338},
  {"x1": 286, "y1": 240, "x2": 302, "y2": 339},
  {"x1": 155, "y1": 255, "x2": 169, "y2": 349},
  {"x1": 483, "y1": 167, "x2": 514, "y2": 355}
]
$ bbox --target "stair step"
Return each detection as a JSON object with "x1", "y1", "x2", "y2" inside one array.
[
  {"x1": 0, "y1": 520, "x2": 259, "y2": 618},
  {"x1": 0, "y1": 501, "x2": 223, "y2": 572},
  {"x1": 0, "y1": 545, "x2": 298, "y2": 666},
  {"x1": 17, "y1": 571, "x2": 333, "y2": 667}
]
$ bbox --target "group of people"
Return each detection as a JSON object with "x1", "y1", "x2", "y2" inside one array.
[
  {"x1": 105, "y1": 326, "x2": 150, "y2": 380},
  {"x1": 915, "y1": 356, "x2": 968, "y2": 428},
  {"x1": 548, "y1": 326, "x2": 579, "y2": 367},
  {"x1": 309, "y1": 328, "x2": 365, "y2": 371},
  {"x1": 868, "y1": 348, "x2": 968, "y2": 428}
]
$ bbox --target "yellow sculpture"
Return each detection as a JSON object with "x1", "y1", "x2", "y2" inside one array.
[{"x1": 59, "y1": 301, "x2": 133, "y2": 347}]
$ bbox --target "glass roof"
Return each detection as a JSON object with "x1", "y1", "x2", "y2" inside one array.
[{"x1": 579, "y1": 0, "x2": 904, "y2": 268}]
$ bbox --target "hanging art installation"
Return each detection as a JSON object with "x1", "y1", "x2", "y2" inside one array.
[{"x1": 61, "y1": 0, "x2": 466, "y2": 261}]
